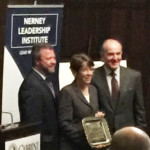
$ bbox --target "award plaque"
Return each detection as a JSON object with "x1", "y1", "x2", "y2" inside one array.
[{"x1": 82, "y1": 117, "x2": 111, "y2": 148}]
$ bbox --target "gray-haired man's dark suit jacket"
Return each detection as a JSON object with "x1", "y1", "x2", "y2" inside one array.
[
  {"x1": 92, "y1": 66, "x2": 146, "y2": 132},
  {"x1": 19, "y1": 69, "x2": 59, "y2": 150}
]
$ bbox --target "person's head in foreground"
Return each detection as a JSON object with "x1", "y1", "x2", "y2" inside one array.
[{"x1": 110, "y1": 126, "x2": 150, "y2": 150}]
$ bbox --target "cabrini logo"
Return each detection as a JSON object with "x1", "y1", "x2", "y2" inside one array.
[
  {"x1": 8, "y1": 143, "x2": 17, "y2": 150},
  {"x1": 8, "y1": 142, "x2": 39, "y2": 150}
]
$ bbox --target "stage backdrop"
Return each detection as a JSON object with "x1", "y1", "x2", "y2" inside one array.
[{"x1": 2, "y1": 4, "x2": 64, "y2": 125}]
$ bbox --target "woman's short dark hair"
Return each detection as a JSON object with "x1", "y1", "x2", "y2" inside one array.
[
  {"x1": 32, "y1": 43, "x2": 53, "y2": 66},
  {"x1": 70, "y1": 53, "x2": 94, "y2": 73}
]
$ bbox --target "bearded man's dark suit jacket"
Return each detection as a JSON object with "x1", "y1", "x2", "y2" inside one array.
[
  {"x1": 19, "y1": 69, "x2": 59, "y2": 150},
  {"x1": 92, "y1": 66, "x2": 146, "y2": 132},
  {"x1": 58, "y1": 81, "x2": 99, "y2": 150}
]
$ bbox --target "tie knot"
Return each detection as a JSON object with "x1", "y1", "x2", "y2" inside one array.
[
  {"x1": 45, "y1": 78, "x2": 50, "y2": 82},
  {"x1": 45, "y1": 77, "x2": 50, "y2": 82},
  {"x1": 110, "y1": 71, "x2": 116, "y2": 77},
  {"x1": 45, "y1": 78, "x2": 53, "y2": 87},
  {"x1": 45, "y1": 78, "x2": 55, "y2": 97}
]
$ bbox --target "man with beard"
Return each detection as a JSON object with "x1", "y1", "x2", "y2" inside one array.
[
  {"x1": 92, "y1": 39, "x2": 146, "y2": 134},
  {"x1": 19, "y1": 43, "x2": 59, "y2": 150}
]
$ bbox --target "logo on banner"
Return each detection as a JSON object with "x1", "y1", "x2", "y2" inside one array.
[
  {"x1": 5, "y1": 5, "x2": 63, "y2": 77},
  {"x1": 11, "y1": 14, "x2": 58, "y2": 51}
]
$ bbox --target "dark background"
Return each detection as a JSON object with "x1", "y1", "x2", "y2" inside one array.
[{"x1": 0, "y1": 0, "x2": 150, "y2": 134}]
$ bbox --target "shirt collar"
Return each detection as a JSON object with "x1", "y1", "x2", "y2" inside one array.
[
  {"x1": 104, "y1": 65, "x2": 120, "y2": 76},
  {"x1": 33, "y1": 67, "x2": 46, "y2": 80}
]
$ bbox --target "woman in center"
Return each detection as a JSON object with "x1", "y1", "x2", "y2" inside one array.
[{"x1": 58, "y1": 53, "x2": 105, "y2": 150}]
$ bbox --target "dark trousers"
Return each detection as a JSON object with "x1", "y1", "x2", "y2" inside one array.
[{"x1": 41, "y1": 141, "x2": 59, "y2": 150}]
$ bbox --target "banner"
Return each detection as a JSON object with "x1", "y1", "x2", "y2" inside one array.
[{"x1": 2, "y1": 4, "x2": 64, "y2": 124}]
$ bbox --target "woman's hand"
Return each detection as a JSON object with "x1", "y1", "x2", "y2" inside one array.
[
  {"x1": 95, "y1": 111, "x2": 105, "y2": 118},
  {"x1": 94, "y1": 144, "x2": 105, "y2": 149}
]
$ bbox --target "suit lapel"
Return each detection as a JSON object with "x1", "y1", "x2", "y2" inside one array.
[
  {"x1": 33, "y1": 70, "x2": 55, "y2": 99},
  {"x1": 96, "y1": 67, "x2": 113, "y2": 108},
  {"x1": 114, "y1": 66, "x2": 131, "y2": 110},
  {"x1": 119, "y1": 67, "x2": 128, "y2": 104},
  {"x1": 100, "y1": 67, "x2": 111, "y2": 100},
  {"x1": 89, "y1": 85, "x2": 99, "y2": 110},
  {"x1": 72, "y1": 82, "x2": 94, "y2": 108}
]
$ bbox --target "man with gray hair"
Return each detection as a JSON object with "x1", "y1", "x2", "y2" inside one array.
[{"x1": 92, "y1": 38, "x2": 146, "y2": 134}]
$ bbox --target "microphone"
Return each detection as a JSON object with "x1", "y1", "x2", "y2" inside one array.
[
  {"x1": 2, "y1": 112, "x2": 17, "y2": 128},
  {"x1": 88, "y1": 35, "x2": 92, "y2": 55},
  {"x1": 34, "y1": 0, "x2": 37, "y2": 5}
]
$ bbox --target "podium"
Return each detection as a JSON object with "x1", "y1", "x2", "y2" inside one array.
[{"x1": 0, "y1": 122, "x2": 41, "y2": 150}]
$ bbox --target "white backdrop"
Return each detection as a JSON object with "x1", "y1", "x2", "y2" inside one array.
[
  {"x1": 59, "y1": 60, "x2": 127, "y2": 90},
  {"x1": 2, "y1": 47, "x2": 23, "y2": 124}
]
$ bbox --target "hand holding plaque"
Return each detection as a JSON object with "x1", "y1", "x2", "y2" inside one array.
[{"x1": 82, "y1": 117, "x2": 111, "y2": 148}]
